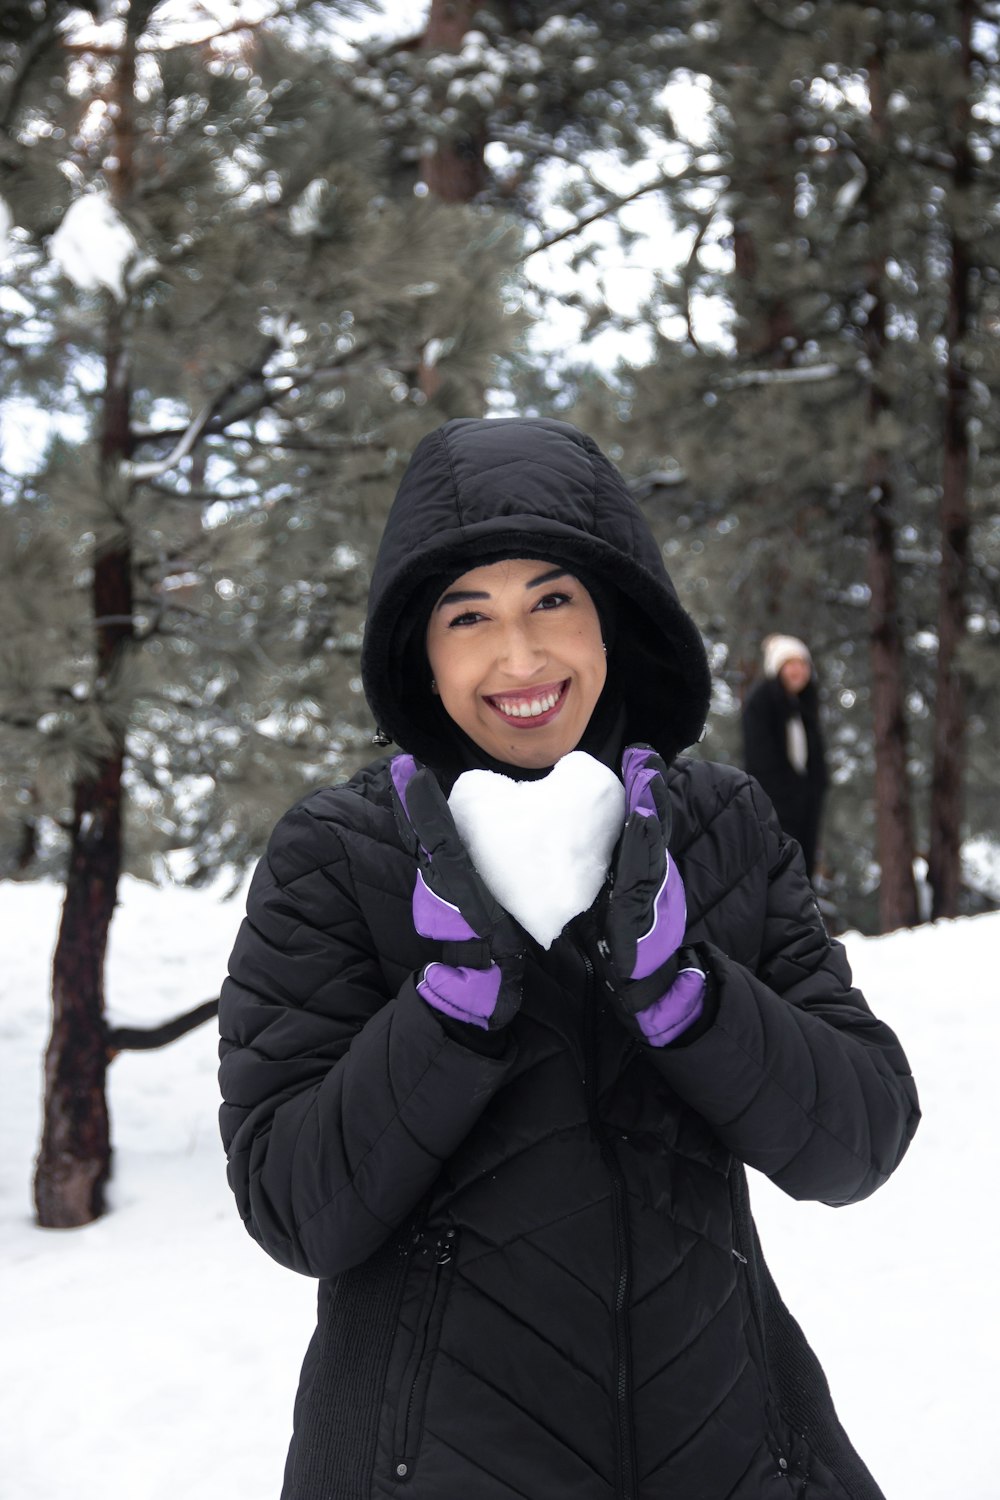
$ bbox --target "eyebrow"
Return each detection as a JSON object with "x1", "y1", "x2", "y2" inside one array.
[{"x1": 435, "y1": 568, "x2": 568, "y2": 612}]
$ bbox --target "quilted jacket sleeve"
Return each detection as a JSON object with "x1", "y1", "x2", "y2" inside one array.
[
  {"x1": 218, "y1": 793, "x2": 516, "y2": 1280},
  {"x1": 650, "y1": 781, "x2": 919, "y2": 1207}
]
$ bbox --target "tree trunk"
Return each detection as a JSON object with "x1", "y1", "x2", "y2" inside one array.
[
  {"x1": 419, "y1": 0, "x2": 487, "y2": 203},
  {"x1": 863, "y1": 43, "x2": 918, "y2": 933},
  {"x1": 928, "y1": 0, "x2": 973, "y2": 921},
  {"x1": 33, "y1": 18, "x2": 138, "y2": 1227},
  {"x1": 867, "y1": 482, "x2": 919, "y2": 931},
  {"x1": 731, "y1": 208, "x2": 798, "y2": 363},
  {"x1": 15, "y1": 807, "x2": 38, "y2": 873},
  {"x1": 34, "y1": 750, "x2": 123, "y2": 1226},
  {"x1": 726, "y1": 90, "x2": 801, "y2": 639}
]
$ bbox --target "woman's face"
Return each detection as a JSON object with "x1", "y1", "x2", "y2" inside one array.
[
  {"x1": 779, "y1": 657, "x2": 811, "y2": 695},
  {"x1": 425, "y1": 557, "x2": 607, "y2": 769}
]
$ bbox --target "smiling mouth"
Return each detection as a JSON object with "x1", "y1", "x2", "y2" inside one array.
[{"x1": 485, "y1": 680, "x2": 569, "y2": 725}]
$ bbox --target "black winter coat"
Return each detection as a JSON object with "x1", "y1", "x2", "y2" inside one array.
[
  {"x1": 219, "y1": 418, "x2": 918, "y2": 1500},
  {"x1": 742, "y1": 679, "x2": 827, "y2": 877}
]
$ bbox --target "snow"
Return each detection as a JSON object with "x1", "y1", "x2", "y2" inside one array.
[
  {"x1": 49, "y1": 195, "x2": 140, "y2": 301},
  {"x1": 448, "y1": 751, "x2": 625, "y2": 947},
  {"x1": 1, "y1": 875, "x2": 996, "y2": 1500}
]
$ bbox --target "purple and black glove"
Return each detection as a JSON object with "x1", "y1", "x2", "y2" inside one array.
[
  {"x1": 598, "y1": 745, "x2": 706, "y2": 1047},
  {"x1": 391, "y1": 754, "x2": 526, "y2": 1031}
]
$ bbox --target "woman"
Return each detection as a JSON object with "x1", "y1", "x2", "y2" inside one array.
[
  {"x1": 219, "y1": 417, "x2": 919, "y2": 1500},
  {"x1": 742, "y1": 635, "x2": 828, "y2": 878}
]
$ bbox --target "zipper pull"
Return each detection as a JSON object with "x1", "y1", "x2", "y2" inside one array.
[
  {"x1": 732, "y1": 1248, "x2": 748, "y2": 1265},
  {"x1": 435, "y1": 1228, "x2": 457, "y2": 1265}
]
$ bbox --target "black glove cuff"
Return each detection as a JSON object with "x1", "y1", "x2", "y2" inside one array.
[
  {"x1": 436, "y1": 1012, "x2": 510, "y2": 1055},
  {"x1": 441, "y1": 937, "x2": 492, "y2": 969},
  {"x1": 623, "y1": 954, "x2": 682, "y2": 1013},
  {"x1": 596, "y1": 940, "x2": 680, "y2": 1015}
]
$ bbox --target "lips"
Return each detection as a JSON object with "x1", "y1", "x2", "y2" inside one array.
[{"x1": 485, "y1": 680, "x2": 569, "y2": 727}]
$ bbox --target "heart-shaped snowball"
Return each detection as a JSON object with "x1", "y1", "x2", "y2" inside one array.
[{"x1": 448, "y1": 751, "x2": 626, "y2": 949}]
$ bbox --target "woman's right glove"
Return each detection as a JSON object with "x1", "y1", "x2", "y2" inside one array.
[
  {"x1": 390, "y1": 754, "x2": 526, "y2": 1031},
  {"x1": 597, "y1": 745, "x2": 706, "y2": 1046}
]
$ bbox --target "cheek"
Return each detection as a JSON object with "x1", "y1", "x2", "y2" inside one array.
[
  {"x1": 593, "y1": 656, "x2": 608, "y2": 702},
  {"x1": 425, "y1": 628, "x2": 453, "y2": 688},
  {"x1": 427, "y1": 634, "x2": 477, "y2": 703},
  {"x1": 579, "y1": 625, "x2": 607, "y2": 687}
]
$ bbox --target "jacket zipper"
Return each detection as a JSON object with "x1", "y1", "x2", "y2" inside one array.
[
  {"x1": 393, "y1": 1228, "x2": 456, "y2": 1482},
  {"x1": 728, "y1": 1177, "x2": 794, "y2": 1479},
  {"x1": 582, "y1": 949, "x2": 637, "y2": 1500}
]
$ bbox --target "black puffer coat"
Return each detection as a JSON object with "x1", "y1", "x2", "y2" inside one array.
[
  {"x1": 742, "y1": 678, "x2": 827, "y2": 877},
  {"x1": 219, "y1": 419, "x2": 919, "y2": 1500}
]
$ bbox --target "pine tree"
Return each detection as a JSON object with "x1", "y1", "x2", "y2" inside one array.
[
  {"x1": 1, "y1": 0, "x2": 520, "y2": 1225},
  {"x1": 601, "y1": 0, "x2": 1000, "y2": 932},
  {"x1": 345, "y1": 0, "x2": 709, "y2": 351}
]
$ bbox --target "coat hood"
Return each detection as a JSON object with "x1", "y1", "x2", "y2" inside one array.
[{"x1": 361, "y1": 417, "x2": 711, "y2": 767}]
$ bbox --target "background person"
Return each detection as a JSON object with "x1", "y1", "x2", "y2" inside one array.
[
  {"x1": 742, "y1": 633, "x2": 828, "y2": 879},
  {"x1": 219, "y1": 418, "x2": 918, "y2": 1500}
]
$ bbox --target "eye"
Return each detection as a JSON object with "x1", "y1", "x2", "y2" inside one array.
[
  {"x1": 445, "y1": 609, "x2": 484, "y2": 628},
  {"x1": 533, "y1": 591, "x2": 572, "y2": 611}
]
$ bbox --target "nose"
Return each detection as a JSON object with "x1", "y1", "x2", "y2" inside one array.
[{"x1": 498, "y1": 620, "x2": 545, "y2": 678}]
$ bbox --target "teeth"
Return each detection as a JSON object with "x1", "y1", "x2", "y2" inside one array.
[{"x1": 494, "y1": 688, "x2": 561, "y2": 718}]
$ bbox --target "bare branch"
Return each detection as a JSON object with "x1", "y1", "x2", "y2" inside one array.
[{"x1": 105, "y1": 998, "x2": 218, "y2": 1055}]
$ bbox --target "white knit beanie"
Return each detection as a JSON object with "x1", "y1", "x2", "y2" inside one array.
[{"x1": 762, "y1": 634, "x2": 812, "y2": 679}]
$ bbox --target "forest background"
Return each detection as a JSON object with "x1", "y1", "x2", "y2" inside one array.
[{"x1": 1, "y1": 0, "x2": 998, "y2": 1229}]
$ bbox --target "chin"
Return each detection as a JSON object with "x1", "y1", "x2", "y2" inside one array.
[{"x1": 497, "y1": 735, "x2": 575, "y2": 770}]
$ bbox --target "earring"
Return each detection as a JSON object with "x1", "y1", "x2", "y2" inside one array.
[{"x1": 430, "y1": 678, "x2": 438, "y2": 693}]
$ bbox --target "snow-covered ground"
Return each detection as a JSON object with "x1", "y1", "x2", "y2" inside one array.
[{"x1": 1, "y1": 877, "x2": 994, "y2": 1499}]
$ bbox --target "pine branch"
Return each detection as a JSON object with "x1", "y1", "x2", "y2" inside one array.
[
  {"x1": 123, "y1": 336, "x2": 281, "y2": 482},
  {"x1": 678, "y1": 202, "x2": 724, "y2": 354},
  {"x1": 359, "y1": 28, "x2": 425, "y2": 63},
  {"x1": 61, "y1": 7, "x2": 290, "y2": 57},
  {"x1": 716, "y1": 361, "x2": 844, "y2": 391},
  {"x1": 124, "y1": 398, "x2": 227, "y2": 482},
  {"x1": 105, "y1": 998, "x2": 218, "y2": 1055},
  {"x1": 254, "y1": 433, "x2": 388, "y2": 453},
  {"x1": 490, "y1": 126, "x2": 629, "y2": 200},
  {"x1": 58, "y1": 41, "x2": 123, "y2": 57},
  {"x1": 520, "y1": 159, "x2": 728, "y2": 261},
  {"x1": 128, "y1": 342, "x2": 379, "y2": 465},
  {"x1": 746, "y1": 0, "x2": 814, "y2": 33},
  {"x1": 0, "y1": 14, "x2": 63, "y2": 134},
  {"x1": 630, "y1": 468, "x2": 688, "y2": 493},
  {"x1": 145, "y1": 483, "x2": 259, "y2": 503},
  {"x1": 829, "y1": 124, "x2": 957, "y2": 177}
]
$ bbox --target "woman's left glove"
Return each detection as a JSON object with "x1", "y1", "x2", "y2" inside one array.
[
  {"x1": 597, "y1": 745, "x2": 706, "y2": 1046},
  {"x1": 391, "y1": 754, "x2": 526, "y2": 1031}
]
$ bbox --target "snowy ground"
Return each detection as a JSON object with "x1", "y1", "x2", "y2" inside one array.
[{"x1": 1, "y1": 877, "x2": 995, "y2": 1500}]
